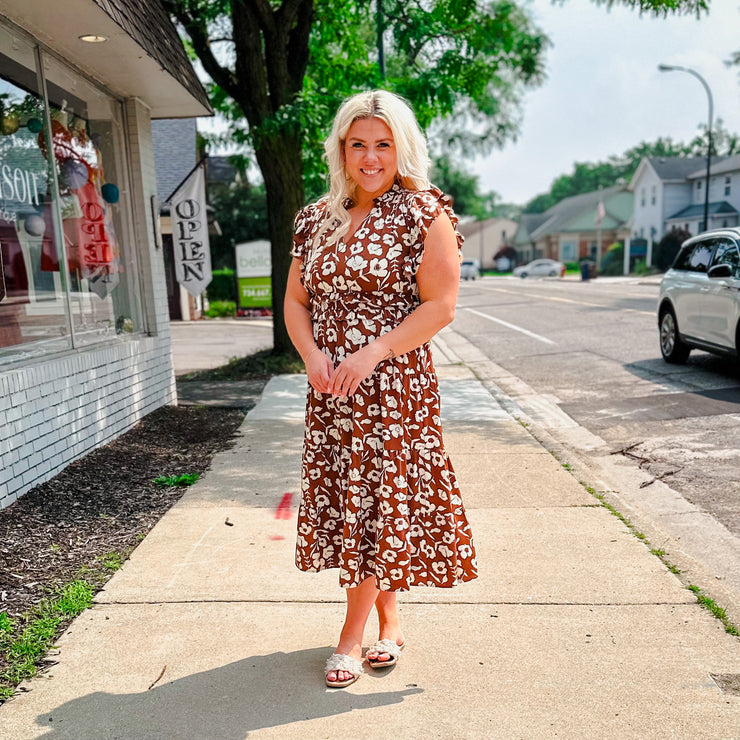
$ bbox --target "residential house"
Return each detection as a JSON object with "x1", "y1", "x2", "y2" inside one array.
[
  {"x1": 512, "y1": 213, "x2": 548, "y2": 262},
  {"x1": 629, "y1": 155, "x2": 740, "y2": 240},
  {"x1": 516, "y1": 186, "x2": 633, "y2": 264},
  {"x1": 457, "y1": 217, "x2": 518, "y2": 270},
  {"x1": 0, "y1": 1, "x2": 211, "y2": 507}
]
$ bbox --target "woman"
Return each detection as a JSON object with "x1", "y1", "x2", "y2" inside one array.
[{"x1": 284, "y1": 90, "x2": 478, "y2": 689}]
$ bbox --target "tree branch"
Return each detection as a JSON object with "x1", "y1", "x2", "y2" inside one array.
[{"x1": 164, "y1": 1, "x2": 240, "y2": 101}]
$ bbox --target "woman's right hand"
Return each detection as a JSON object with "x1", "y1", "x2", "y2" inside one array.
[{"x1": 306, "y1": 349, "x2": 334, "y2": 394}]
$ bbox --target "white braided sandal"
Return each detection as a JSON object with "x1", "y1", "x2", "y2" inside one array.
[
  {"x1": 325, "y1": 652, "x2": 364, "y2": 688},
  {"x1": 366, "y1": 638, "x2": 405, "y2": 668}
]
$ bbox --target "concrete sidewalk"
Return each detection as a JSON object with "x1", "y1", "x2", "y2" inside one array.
[{"x1": 2, "y1": 339, "x2": 740, "y2": 738}]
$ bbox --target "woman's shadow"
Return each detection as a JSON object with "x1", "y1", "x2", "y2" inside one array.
[{"x1": 35, "y1": 647, "x2": 422, "y2": 739}]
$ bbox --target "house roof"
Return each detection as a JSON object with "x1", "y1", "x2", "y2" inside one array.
[
  {"x1": 152, "y1": 119, "x2": 198, "y2": 202},
  {"x1": 687, "y1": 153, "x2": 740, "y2": 179},
  {"x1": 90, "y1": 0, "x2": 211, "y2": 114},
  {"x1": 457, "y1": 217, "x2": 516, "y2": 239},
  {"x1": 4, "y1": 0, "x2": 211, "y2": 117},
  {"x1": 648, "y1": 156, "x2": 710, "y2": 180},
  {"x1": 666, "y1": 201, "x2": 739, "y2": 220},
  {"x1": 513, "y1": 213, "x2": 548, "y2": 246},
  {"x1": 559, "y1": 190, "x2": 633, "y2": 232},
  {"x1": 529, "y1": 185, "x2": 631, "y2": 240},
  {"x1": 208, "y1": 156, "x2": 245, "y2": 184}
]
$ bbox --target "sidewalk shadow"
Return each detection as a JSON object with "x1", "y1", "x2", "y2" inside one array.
[{"x1": 34, "y1": 647, "x2": 422, "y2": 739}]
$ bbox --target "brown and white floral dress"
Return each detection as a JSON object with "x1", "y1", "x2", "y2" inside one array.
[{"x1": 291, "y1": 183, "x2": 478, "y2": 591}]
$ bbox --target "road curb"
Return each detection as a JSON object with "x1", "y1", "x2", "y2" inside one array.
[{"x1": 441, "y1": 324, "x2": 740, "y2": 631}]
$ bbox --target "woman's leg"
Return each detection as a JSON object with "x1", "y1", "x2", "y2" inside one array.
[
  {"x1": 366, "y1": 590, "x2": 405, "y2": 664},
  {"x1": 327, "y1": 576, "x2": 379, "y2": 683}
]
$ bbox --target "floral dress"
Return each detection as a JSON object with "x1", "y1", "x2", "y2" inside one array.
[{"x1": 291, "y1": 183, "x2": 478, "y2": 591}]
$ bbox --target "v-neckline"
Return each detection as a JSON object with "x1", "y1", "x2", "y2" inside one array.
[{"x1": 342, "y1": 203, "x2": 378, "y2": 246}]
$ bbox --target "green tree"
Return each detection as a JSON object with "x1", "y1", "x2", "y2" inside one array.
[
  {"x1": 208, "y1": 179, "x2": 269, "y2": 270},
  {"x1": 431, "y1": 155, "x2": 499, "y2": 220},
  {"x1": 165, "y1": 0, "x2": 548, "y2": 353}
]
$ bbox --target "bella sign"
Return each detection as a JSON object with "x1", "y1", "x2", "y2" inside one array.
[{"x1": 170, "y1": 163, "x2": 212, "y2": 297}]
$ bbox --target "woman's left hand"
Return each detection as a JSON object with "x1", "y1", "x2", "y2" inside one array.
[{"x1": 328, "y1": 342, "x2": 387, "y2": 397}]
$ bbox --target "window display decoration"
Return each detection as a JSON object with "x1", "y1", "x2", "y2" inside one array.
[{"x1": 38, "y1": 117, "x2": 123, "y2": 299}]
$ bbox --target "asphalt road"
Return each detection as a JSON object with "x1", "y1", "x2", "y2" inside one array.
[{"x1": 453, "y1": 275, "x2": 740, "y2": 536}]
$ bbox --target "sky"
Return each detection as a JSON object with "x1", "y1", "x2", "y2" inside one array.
[{"x1": 471, "y1": 0, "x2": 740, "y2": 205}]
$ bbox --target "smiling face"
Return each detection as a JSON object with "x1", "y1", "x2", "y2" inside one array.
[{"x1": 343, "y1": 117, "x2": 398, "y2": 204}]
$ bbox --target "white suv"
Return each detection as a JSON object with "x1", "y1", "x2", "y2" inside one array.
[{"x1": 658, "y1": 228, "x2": 740, "y2": 363}]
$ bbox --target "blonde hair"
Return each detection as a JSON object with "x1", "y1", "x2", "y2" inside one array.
[{"x1": 319, "y1": 90, "x2": 431, "y2": 246}]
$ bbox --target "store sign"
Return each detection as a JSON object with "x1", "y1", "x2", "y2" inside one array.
[
  {"x1": 0, "y1": 152, "x2": 47, "y2": 226},
  {"x1": 170, "y1": 164, "x2": 212, "y2": 297},
  {"x1": 235, "y1": 239, "x2": 271, "y2": 309}
]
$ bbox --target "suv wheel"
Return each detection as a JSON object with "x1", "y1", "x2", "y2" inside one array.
[{"x1": 660, "y1": 308, "x2": 690, "y2": 364}]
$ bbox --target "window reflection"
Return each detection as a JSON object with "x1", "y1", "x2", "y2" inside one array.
[
  {"x1": 41, "y1": 52, "x2": 141, "y2": 345},
  {"x1": 0, "y1": 36, "x2": 70, "y2": 357}
]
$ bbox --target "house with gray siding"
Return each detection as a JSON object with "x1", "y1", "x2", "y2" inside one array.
[{"x1": 629, "y1": 156, "x2": 739, "y2": 240}]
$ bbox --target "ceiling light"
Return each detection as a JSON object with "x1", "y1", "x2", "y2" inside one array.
[{"x1": 79, "y1": 34, "x2": 108, "y2": 43}]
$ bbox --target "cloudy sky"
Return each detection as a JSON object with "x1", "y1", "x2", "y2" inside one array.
[{"x1": 471, "y1": 0, "x2": 740, "y2": 205}]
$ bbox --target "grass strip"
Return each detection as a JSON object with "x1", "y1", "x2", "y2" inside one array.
[
  {"x1": 586, "y1": 485, "x2": 740, "y2": 637},
  {"x1": 178, "y1": 349, "x2": 304, "y2": 382},
  {"x1": 0, "y1": 580, "x2": 93, "y2": 699},
  {"x1": 0, "y1": 545, "x2": 135, "y2": 702},
  {"x1": 688, "y1": 586, "x2": 740, "y2": 636}
]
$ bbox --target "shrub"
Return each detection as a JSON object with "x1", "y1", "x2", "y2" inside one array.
[
  {"x1": 207, "y1": 269, "x2": 236, "y2": 302},
  {"x1": 204, "y1": 301, "x2": 236, "y2": 318},
  {"x1": 655, "y1": 229, "x2": 690, "y2": 271},
  {"x1": 600, "y1": 242, "x2": 624, "y2": 276}
]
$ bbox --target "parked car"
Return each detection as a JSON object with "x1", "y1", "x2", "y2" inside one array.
[
  {"x1": 513, "y1": 258, "x2": 564, "y2": 278},
  {"x1": 460, "y1": 258, "x2": 481, "y2": 280},
  {"x1": 658, "y1": 228, "x2": 740, "y2": 363}
]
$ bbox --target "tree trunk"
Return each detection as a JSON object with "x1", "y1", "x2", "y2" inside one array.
[{"x1": 256, "y1": 132, "x2": 305, "y2": 356}]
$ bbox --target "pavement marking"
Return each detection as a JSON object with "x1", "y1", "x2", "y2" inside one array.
[
  {"x1": 275, "y1": 493, "x2": 294, "y2": 520},
  {"x1": 166, "y1": 524, "x2": 215, "y2": 589},
  {"x1": 464, "y1": 307, "x2": 556, "y2": 345},
  {"x1": 471, "y1": 285, "x2": 654, "y2": 316}
]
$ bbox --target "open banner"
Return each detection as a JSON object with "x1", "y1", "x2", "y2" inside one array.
[{"x1": 169, "y1": 162, "x2": 212, "y2": 297}]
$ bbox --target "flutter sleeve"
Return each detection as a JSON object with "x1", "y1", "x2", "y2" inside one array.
[
  {"x1": 405, "y1": 186, "x2": 465, "y2": 276},
  {"x1": 290, "y1": 202, "x2": 319, "y2": 259}
]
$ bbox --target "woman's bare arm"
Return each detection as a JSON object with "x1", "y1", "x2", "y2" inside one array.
[{"x1": 284, "y1": 258, "x2": 334, "y2": 393}]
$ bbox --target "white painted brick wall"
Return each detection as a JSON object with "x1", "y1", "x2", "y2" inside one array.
[{"x1": 0, "y1": 98, "x2": 177, "y2": 509}]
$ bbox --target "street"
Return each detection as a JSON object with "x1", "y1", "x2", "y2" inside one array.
[{"x1": 452, "y1": 275, "x2": 740, "y2": 536}]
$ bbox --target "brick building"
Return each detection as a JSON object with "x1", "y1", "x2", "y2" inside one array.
[{"x1": 0, "y1": 1, "x2": 211, "y2": 507}]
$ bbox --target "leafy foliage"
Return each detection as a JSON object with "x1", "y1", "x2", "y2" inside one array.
[
  {"x1": 588, "y1": 0, "x2": 709, "y2": 15},
  {"x1": 432, "y1": 155, "x2": 497, "y2": 219},
  {"x1": 153, "y1": 474, "x2": 201, "y2": 487},
  {"x1": 600, "y1": 242, "x2": 624, "y2": 276},
  {"x1": 178, "y1": 349, "x2": 305, "y2": 382},
  {"x1": 655, "y1": 228, "x2": 691, "y2": 271},
  {"x1": 208, "y1": 179, "x2": 269, "y2": 270}
]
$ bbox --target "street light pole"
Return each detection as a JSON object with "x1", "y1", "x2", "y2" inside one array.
[{"x1": 658, "y1": 64, "x2": 714, "y2": 232}]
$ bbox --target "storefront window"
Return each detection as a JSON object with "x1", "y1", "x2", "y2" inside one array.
[
  {"x1": 0, "y1": 21, "x2": 143, "y2": 365},
  {"x1": 40, "y1": 52, "x2": 142, "y2": 346},
  {"x1": 0, "y1": 29, "x2": 71, "y2": 359}
]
